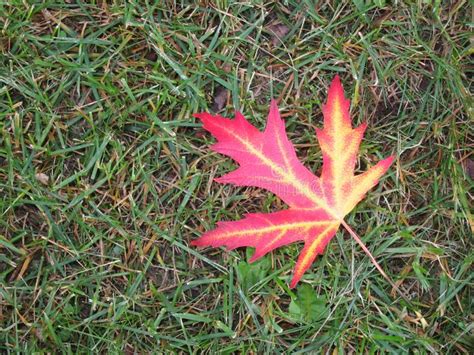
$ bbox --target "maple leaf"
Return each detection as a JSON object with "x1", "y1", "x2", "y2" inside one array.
[{"x1": 193, "y1": 76, "x2": 394, "y2": 288}]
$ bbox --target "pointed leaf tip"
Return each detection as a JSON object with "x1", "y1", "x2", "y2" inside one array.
[
  {"x1": 386, "y1": 155, "x2": 395, "y2": 164},
  {"x1": 381, "y1": 155, "x2": 395, "y2": 170},
  {"x1": 328, "y1": 74, "x2": 346, "y2": 98},
  {"x1": 289, "y1": 276, "x2": 300, "y2": 289},
  {"x1": 190, "y1": 239, "x2": 201, "y2": 247},
  {"x1": 329, "y1": 75, "x2": 342, "y2": 91},
  {"x1": 269, "y1": 99, "x2": 280, "y2": 119}
]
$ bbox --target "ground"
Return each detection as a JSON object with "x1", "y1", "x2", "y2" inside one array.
[{"x1": 0, "y1": 1, "x2": 472, "y2": 353}]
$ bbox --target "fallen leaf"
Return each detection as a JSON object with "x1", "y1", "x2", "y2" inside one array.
[{"x1": 193, "y1": 76, "x2": 394, "y2": 288}]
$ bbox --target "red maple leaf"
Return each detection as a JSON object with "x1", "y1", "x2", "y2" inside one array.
[{"x1": 193, "y1": 76, "x2": 394, "y2": 288}]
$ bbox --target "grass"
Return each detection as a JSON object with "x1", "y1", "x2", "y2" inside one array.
[{"x1": 0, "y1": 1, "x2": 472, "y2": 353}]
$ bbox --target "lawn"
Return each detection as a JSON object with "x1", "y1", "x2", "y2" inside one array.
[{"x1": 0, "y1": 1, "x2": 472, "y2": 353}]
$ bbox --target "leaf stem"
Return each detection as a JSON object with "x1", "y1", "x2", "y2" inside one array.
[{"x1": 341, "y1": 220, "x2": 410, "y2": 303}]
